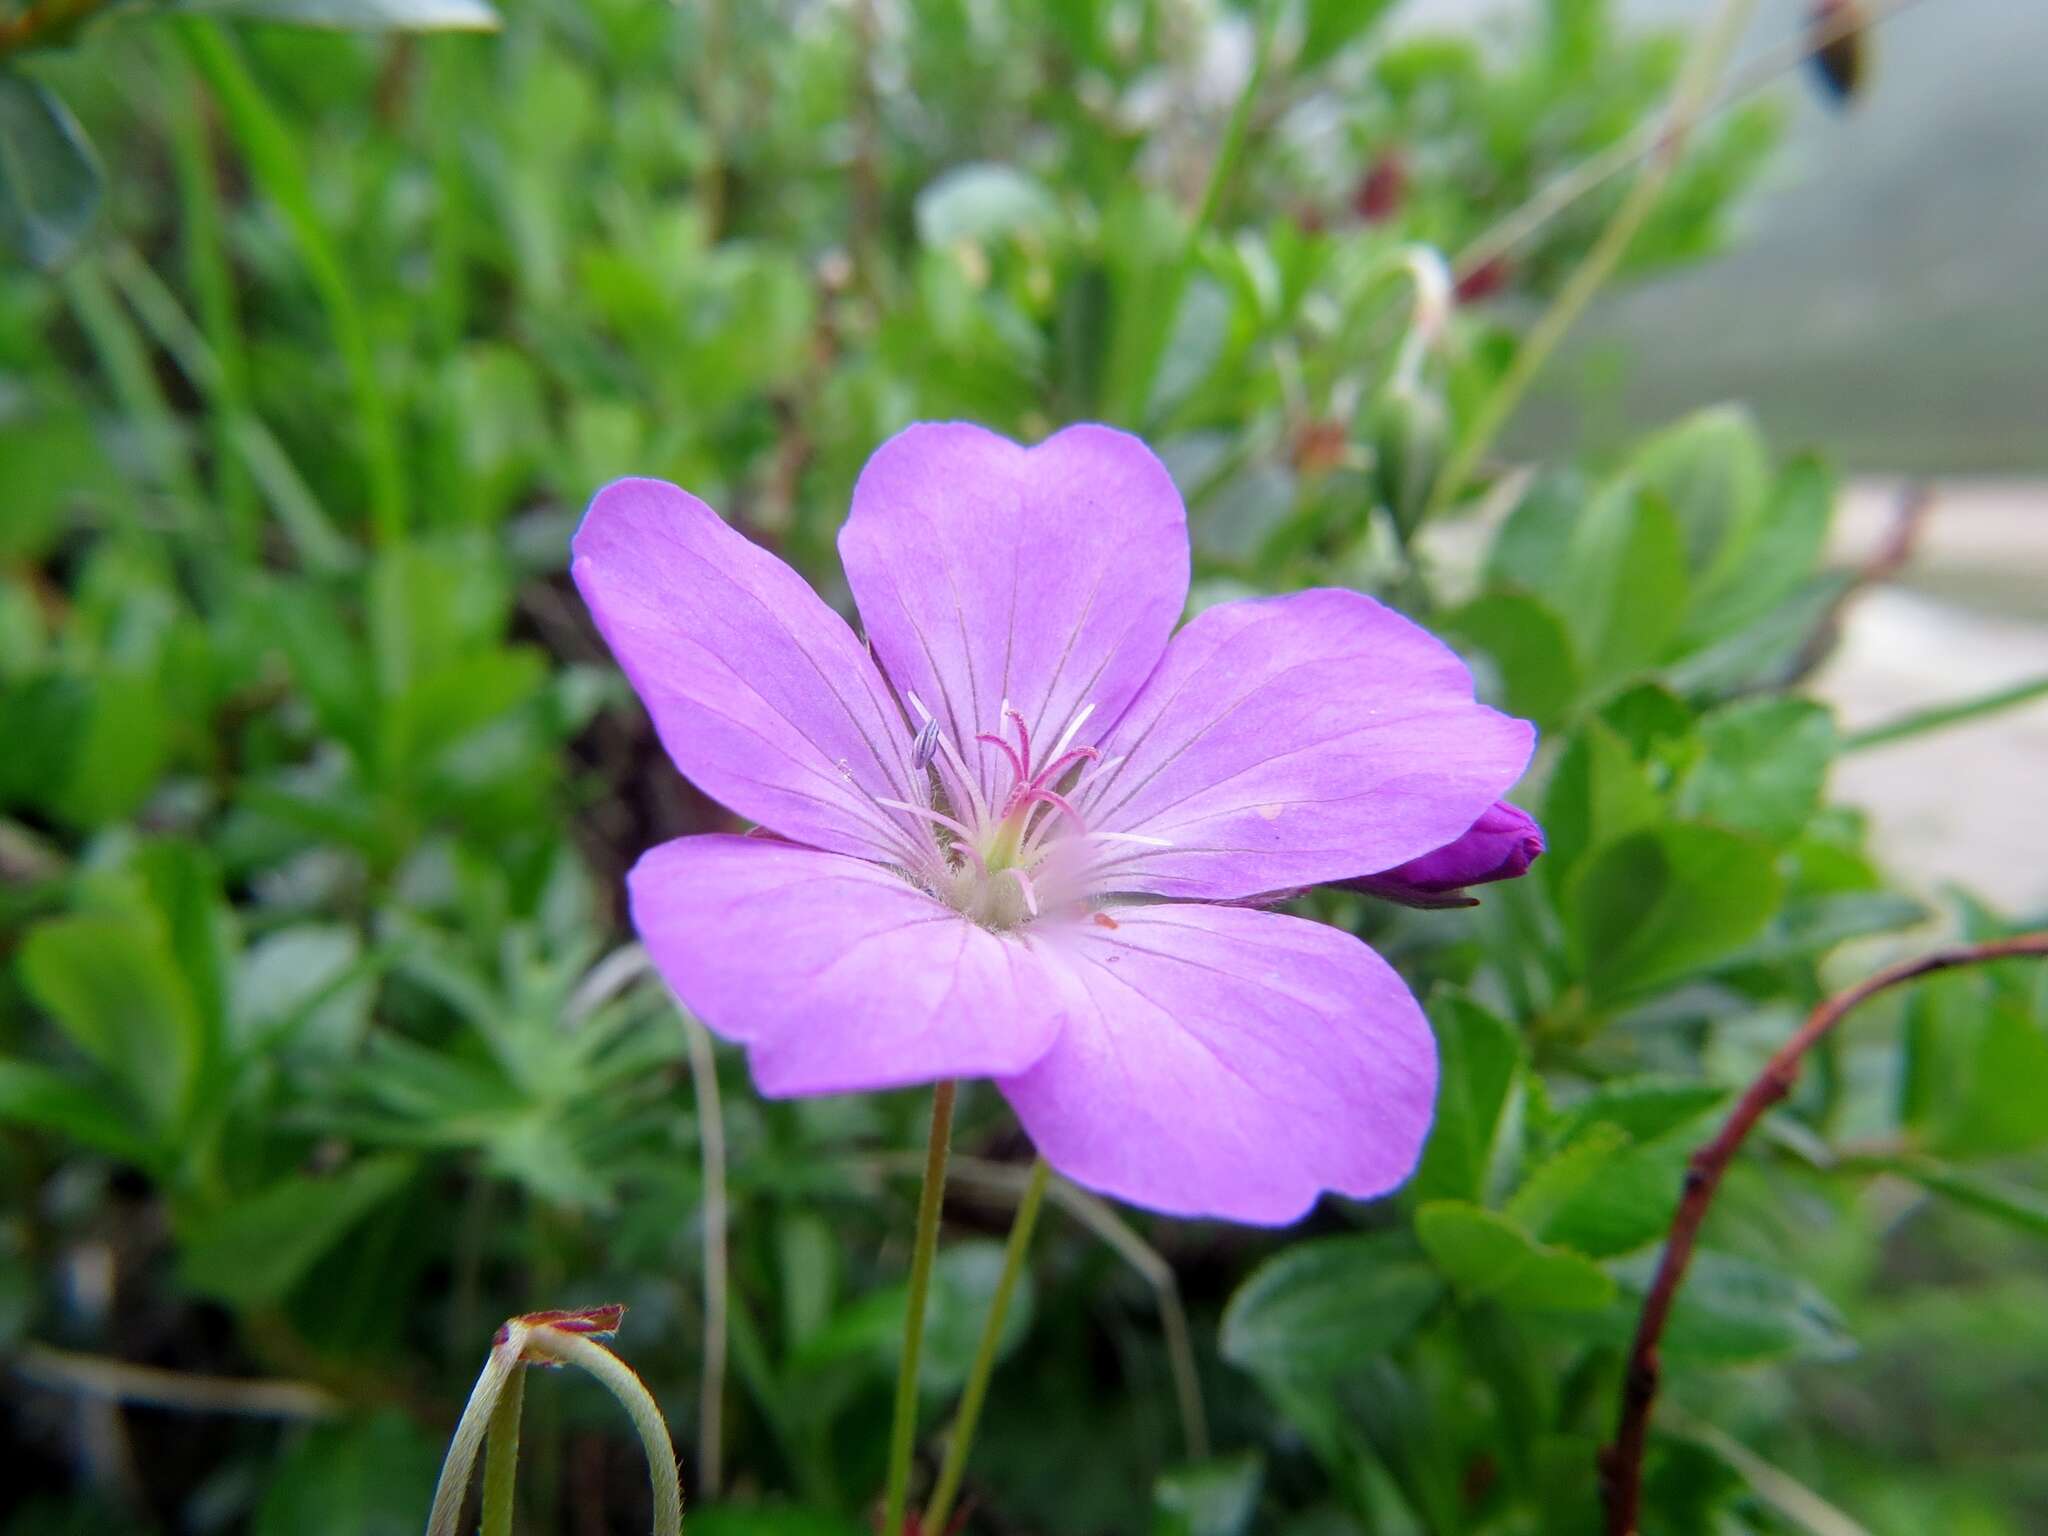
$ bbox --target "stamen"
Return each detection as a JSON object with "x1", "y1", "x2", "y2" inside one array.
[
  {"x1": 1003, "y1": 706, "x2": 1033, "y2": 780},
  {"x1": 975, "y1": 731, "x2": 1029, "y2": 788},
  {"x1": 1048, "y1": 702, "x2": 1096, "y2": 762},
  {"x1": 1092, "y1": 830, "x2": 1174, "y2": 847},
  {"x1": 1029, "y1": 744, "x2": 1100, "y2": 789},
  {"x1": 876, "y1": 796, "x2": 977, "y2": 844},
  {"x1": 1020, "y1": 786, "x2": 1086, "y2": 830},
  {"x1": 949, "y1": 839, "x2": 987, "y2": 877},
  {"x1": 911, "y1": 717, "x2": 942, "y2": 770}
]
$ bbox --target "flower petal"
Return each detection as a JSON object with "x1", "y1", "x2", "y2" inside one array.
[
  {"x1": 630, "y1": 835, "x2": 1065, "y2": 1097},
  {"x1": 573, "y1": 478, "x2": 928, "y2": 866},
  {"x1": 839, "y1": 423, "x2": 1189, "y2": 805},
  {"x1": 997, "y1": 903, "x2": 1436, "y2": 1224},
  {"x1": 1077, "y1": 590, "x2": 1535, "y2": 901}
]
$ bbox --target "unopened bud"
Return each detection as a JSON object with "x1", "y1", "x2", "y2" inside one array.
[
  {"x1": 1808, "y1": 0, "x2": 1868, "y2": 106},
  {"x1": 1353, "y1": 149, "x2": 1408, "y2": 224},
  {"x1": 1341, "y1": 801, "x2": 1544, "y2": 909}
]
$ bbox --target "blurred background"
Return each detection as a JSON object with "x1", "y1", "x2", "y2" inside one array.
[{"x1": 2, "y1": 0, "x2": 2045, "y2": 1533}]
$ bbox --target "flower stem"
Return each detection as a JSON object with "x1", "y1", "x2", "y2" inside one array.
[
  {"x1": 478, "y1": 1359, "x2": 525, "y2": 1536},
  {"x1": 425, "y1": 1328, "x2": 527, "y2": 1536},
  {"x1": 684, "y1": 1014, "x2": 730, "y2": 1498},
  {"x1": 523, "y1": 1329, "x2": 683, "y2": 1536},
  {"x1": 881, "y1": 1080, "x2": 958, "y2": 1534},
  {"x1": 922, "y1": 1158, "x2": 1051, "y2": 1534}
]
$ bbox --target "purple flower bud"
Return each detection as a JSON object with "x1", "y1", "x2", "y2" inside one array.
[{"x1": 1343, "y1": 801, "x2": 1543, "y2": 909}]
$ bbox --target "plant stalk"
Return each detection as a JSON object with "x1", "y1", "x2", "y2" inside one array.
[
  {"x1": 880, "y1": 1079, "x2": 958, "y2": 1534},
  {"x1": 922, "y1": 1157, "x2": 1051, "y2": 1533},
  {"x1": 478, "y1": 1358, "x2": 525, "y2": 1536}
]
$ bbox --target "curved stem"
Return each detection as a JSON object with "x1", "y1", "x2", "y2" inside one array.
[
  {"x1": 922, "y1": 1158, "x2": 1051, "y2": 1533},
  {"x1": 425, "y1": 1326, "x2": 527, "y2": 1536},
  {"x1": 1426, "y1": 0, "x2": 1756, "y2": 522},
  {"x1": 881, "y1": 1080, "x2": 958, "y2": 1534},
  {"x1": 1599, "y1": 932, "x2": 2048, "y2": 1534},
  {"x1": 523, "y1": 1329, "x2": 683, "y2": 1536},
  {"x1": 478, "y1": 1359, "x2": 525, "y2": 1536}
]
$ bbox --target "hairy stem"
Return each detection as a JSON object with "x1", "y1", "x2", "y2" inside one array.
[
  {"x1": 425, "y1": 1326, "x2": 527, "y2": 1536},
  {"x1": 881, "y1": 1080, "x2": 958, "y2": 1533},
  {"x1": 1600, "y1": 933, "x2": 2048, "y2": 1535},
  {"x1": 522, "y1": 1329, "x2": 683, "y2": 1536},
  {"x1": 923, "y1": 1158, "x2": 1051, "y2": 1533},
  {"x1": 478, "y1": 1359, "x2": 525, "y2": 1536}
]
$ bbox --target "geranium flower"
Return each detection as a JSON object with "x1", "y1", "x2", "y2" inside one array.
[{"x1": 572, "y1": 424, "x2": 1535, "y2": 1223}]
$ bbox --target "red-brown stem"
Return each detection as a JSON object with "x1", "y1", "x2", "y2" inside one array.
[{"x1": 1600, "y1": 933, "x2": 2048, "y2": 1535}]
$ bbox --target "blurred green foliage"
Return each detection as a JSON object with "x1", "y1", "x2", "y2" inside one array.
[{"x1": 2, "y1": 1, "x2": 2044, "y2": 1533}]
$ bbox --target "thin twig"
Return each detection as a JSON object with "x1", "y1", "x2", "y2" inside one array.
[
  {"x1": 11, "y1": 1342, "x2": 341, "y2": 1420},
  {"x1": 1429, "y1": 0, "x2": 1758, "y2": 520},
  {"x1": 1454, "y1": 0, "x2": 1931, "y2": 281},
  {"x1": 683, "y1": 1013, "x2": 730, "y2": 1499},
  {"x1": 1600, "y1": 933, "x2": 2048, "y2": 1535}
]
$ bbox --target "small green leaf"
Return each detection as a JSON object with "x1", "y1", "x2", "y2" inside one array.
[
  {"x1": 1680, "y1": 454, "x2": 1833, "y2": 647},
  {"x1": 1553, "y1": 1078, "x2": 1727, "y2": 1147},
  {"x1": 1556, "y1": 480, "x2": 1688, "y2": 693},
  {"x1": 1573, "y1": 823, "x2": 1781, "y2": 1005},
  {"x1": 1541, "y1": 718, "x2": 1662, "y2": 901},
  {"x1": 1506, "y1": 1124, "x2": 1630, "y2": 1235},
  {"x1": 178, "y1": 1153, "x2": 417, "y2": 1306},
  {"x1": 1614, "y1": 1250, "x2": 1852, "y2": 1364},
  {"x1": 1628, "y1": 404, "x2": 1769, "y2": 585},
  {"x1": 255, "y1": 1411, "x2": 440, "y2": 1536},
  {"x1": 1414, "y1": 1202, "x2": 1615, "y2": 1313},
  {"x1": 0, "y1": 78, "x2": 102, "y2": 270},
  {"x1": 1411, "y1": 994, "x2": 1522, "y2": 1204},
  {"x1": 1888, "y1": 1157, "x2": 2048, "y2": 1241},
  {"x1": 176, "y1": 0, "x2": 500, "y2": 31},
  {"x1": 1934, "y1": 1004, "x2": 2048, "y2": 1159},
  {"x1": 1152, "y1": 1452, "x2": 1266, "y2": 1536},
  {"x1": 18, "y1": 913, "x2": 203, "y2": 1132},
  {"x1": 1681, "y1": 697, "x2": 1836, "y2": 844},
  {"x1": 795, "y1": 1241, "x2": 1032, "y2": 1394},
  {"x1": 0, "y1": 1059, "x2": 163, "y2": 1167},
  {"x1": 1219, "y1": 1233, "x2": 1442, "y2": 1381},
  {"x1": 1439, "y1": 590, "x2": 1582, "y2": 731}
]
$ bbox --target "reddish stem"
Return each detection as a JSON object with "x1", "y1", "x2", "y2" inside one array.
[{"x1": 1600, "y1": 932, "x2": 2048, "y2": 1535}]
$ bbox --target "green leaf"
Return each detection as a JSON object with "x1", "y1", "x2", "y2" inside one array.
[
  {"x1": 233, "y1": 924, "x2": 373, "y2": 1059},
  {"x1": 177, "y1": 0, "x2": 499, "y2": 29},
  {"x1": 1553, "y1": 1078, "x2": 1727, "y2": 1147},
  {"x1": 1536, "y1": 1139, "x2": 1692, "y2": 1259},
  {"x1": 1681, "y1": 697, "x2": 1836, "y2": 844},
  {"x1": 1295, "y1": 0, "x2": 1397, "y2": 69},
  {"x1": 1414, "y1": 1202, "x2": 1615, "y2": 1312},
  {"x1": 1484, "y1": 470, "x2": 1584, "y2": 596},
  {"x1": 1573, "y1": 823, "x2": 1781, "y2": 1006},
  {"x1": 178, "y1": 1153, "x2": 416, "y2": 1306},
  {"x1": 1680, "y1": 454, "x2": 1833, "y2": 647},
  {"x1": 1152, "y1": 1452, "x2": 1266, "y2": 1536},
  {"x1": 1506, "y1": 1124, "x2": 1630, "y2": 1235},
  {"x1": 1413, "y1": 995, "x2": 1521, "y2": 1204},
  {"x1": 1888, "y1": 1157, "x2": 2048, "y2": 1241},
  {"x1": 915, "y1": 162, "x2": 1059, "y2": 248},
  {"x1": 1541, "y1": 718, "x2": 1662, "y2": 901},
  {"x1": 0, "y1": 78, "x2": 102, "y2": 270},
  {"x1": 1219, "y1": 1233, "x2": 1442, "y2": 1382},
  {"x1": 0, "y1": 1059, "x2": 163, "y2": 1167},
  {"x1": 1439, "y1": 590, "x2": 1582, "y2": 731},
  {"x1": 1934, "y1": 1003, "x2": 2048, "y2": 1159},
  {"x1": 1628, "y1": 404, "x2": 1769, "y2": 585},
  {"x1": 1556, "y1": 480, "x2": 1688, "y2": 693},
  {"x1": 1614, "y1": 1249, "x2": 1852, "y2": 1364},
  {"x1": 18, "y1": 913, "x2": 204, "y2": 1132}
]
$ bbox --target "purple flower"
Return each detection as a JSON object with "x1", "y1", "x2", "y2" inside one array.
[
  {"x1": 1344, "y1": 801, "x2": 1545, "y2": 909},
  {"x1": 572, "y1": 424, "x2": 1535, "y2": 1224}
]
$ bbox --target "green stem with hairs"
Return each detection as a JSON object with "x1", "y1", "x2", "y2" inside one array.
[
  {"x1": 521, "y1": 1329, "x2": 683, "y2": 1536},
  {"x1": 922, "y1": 1157, "x2": 1051, "y2": 1534},
  {"x1": 1424, "y1": 0, "x2": 1757, "y2": 523},
  {"x1": 881, "y1": 1080, "x2": 958, "y2": 1533},
  {"x1": 478, "y1": 1357, "x2": 525, "y2": 1536},
  {"x1": 425, "y1": 1327, "x2": 527, "y2": 1536},
  {"x1": 1844, "y1": 674, "x2": 2048, "y2": 753}
]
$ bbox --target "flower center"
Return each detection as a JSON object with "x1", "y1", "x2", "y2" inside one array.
[{"x1": 876, "y1": 697, "x2": 1166, "y2": 930}]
